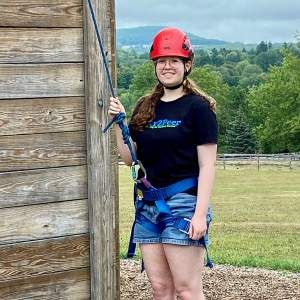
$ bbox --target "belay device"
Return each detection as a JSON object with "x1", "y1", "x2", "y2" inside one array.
[{"x1": 86, "y1": 0, "x2": 213, "y2": 270}]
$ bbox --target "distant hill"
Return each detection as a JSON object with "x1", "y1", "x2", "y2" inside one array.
[
  {"x1": 117, "y1": 26, "x2": 227, "y2": 48},
  {"x1": 116, "y1": 26, "x2": 287, "y2": 52}
]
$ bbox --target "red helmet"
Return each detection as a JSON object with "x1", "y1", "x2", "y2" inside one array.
[{"x1": 149, "y1": 27, "x2": 194, "y2": 60}]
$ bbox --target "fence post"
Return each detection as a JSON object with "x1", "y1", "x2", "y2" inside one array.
[
  {"x1": 289, "y1": 154, "x2": 292, "y2": 170},
  {"x1": 257, "y1": 154, "x2": 260, "y2": 171}
]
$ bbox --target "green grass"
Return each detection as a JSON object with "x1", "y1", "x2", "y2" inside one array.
[{"x1": 119, "y1": 166, "x2": 300, "y2": 272}]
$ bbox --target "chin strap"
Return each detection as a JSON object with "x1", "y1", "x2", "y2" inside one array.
[{"x1": 164, "y1": 81, "x2": 184, "y2": 90}]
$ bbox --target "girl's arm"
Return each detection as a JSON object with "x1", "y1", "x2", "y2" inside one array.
[
  {"x1": 195, "y1": 143, "x2": 217, "y2": 217},
  {"x1": 188, "y1": 143, "x2": 217, "y2": 240}
]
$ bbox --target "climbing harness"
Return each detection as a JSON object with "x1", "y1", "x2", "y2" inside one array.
[
  {"x1": 86, "y1": 1, "x2": 213, "y2": 270},
  {"x1": 127, "y1": 177, "x2": 213, "y2": 269}
]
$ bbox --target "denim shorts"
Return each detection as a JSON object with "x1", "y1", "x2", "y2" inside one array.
[{"x1": 133, "y1": 192, "x2": 212, "y2": 247}]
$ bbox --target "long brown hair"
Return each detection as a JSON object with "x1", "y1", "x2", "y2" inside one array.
[{"x1": 130, "y1": 78, "x2": 216, "y2": 131}]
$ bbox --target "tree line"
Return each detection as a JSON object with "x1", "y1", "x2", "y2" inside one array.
[{"x1": 116, "y1": 41, "x2": 300, "y2": 154}]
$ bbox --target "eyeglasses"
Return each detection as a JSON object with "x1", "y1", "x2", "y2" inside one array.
[{"x1": 156, "y1": 58, "x2": 183, "y2": 69}]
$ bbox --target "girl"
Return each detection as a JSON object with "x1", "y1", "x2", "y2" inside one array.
[{"x1": 109, "y1": 27, "x2": 218, "y2": 300}]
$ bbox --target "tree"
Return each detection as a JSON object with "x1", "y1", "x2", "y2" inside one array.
[
  {"x1": 226, "y1": 51, "x2": 241, "y2": 63},
  {"x1": 117, "y1": 65, "x2": 135, "y2": 89},
  {"x1": 267, "y1": 41, "x2": 272, "y2": 49},
  {"x1": 194, "y1": 49, "x2": 211, "y2": 67},
  {"x1": 217, "y1": 63, "x2": 239, "y2": 86},
  {"x1": 254, "y1": 48, "x2": 283, "y2": 72},
  {"x1": 248, "y1": 52, "x2": 300, "y2": 153},
  {"x1": 119, "y1": 61, "x2": 156, "y2": 117},
  {"x1": 210, "y1": 48, "x2": 224, "y2": 66},
  {"x1": 256, "y1": 41, "x2": 268, "y2": 54},
  {"x1": 190, "y1": 66, "x2": 231, "y2": 152},
  {"x1": 239, "y1": 64, "x2": 264, "y2": 88},
  {"x1": 225, "y1": 110, "x2": 256, "y2": 153}
]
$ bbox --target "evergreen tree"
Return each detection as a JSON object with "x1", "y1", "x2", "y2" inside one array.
[
  {"x1": 194, "y1": 49, "x2": 211, "y2": 67},
  {"x1": 267, "y1": 41, "x2": 272, "y2": 49},
  {"x1": 225, "y1": 111, "x2": 256, "y2": 153},
  {"x1": 256, "y1": 41, "x2": 268, "y2": 54},
  {"x1": 210, "y1": 48, "x2": 224, "y2": 66}
]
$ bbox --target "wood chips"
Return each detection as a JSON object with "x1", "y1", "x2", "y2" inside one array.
[{"x1": 120, "y1": 259, "x2": 300, "y2": 300}]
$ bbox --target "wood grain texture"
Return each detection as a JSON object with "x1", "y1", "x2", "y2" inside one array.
[
  {"x1": 0, "y1": 63, "x2": 84, "y2": 99},
  {"x1": 84, "y1": 0, "x2": 119, "y2": 298},
  {"x1": 0, "y1": 234, "x2": 89, "y2": 281},
  {"x1": 0, "y1": 268, "x2": 90, "y2": 300},
  {"x1": 0, "y1": 131, "x2": 86, "y2": 171},
  {"x1": 0, "y1": 28, "x2": 83, "y2": 63},
  {"x1": 0, "y1": 97, "x2": 86, "y2": 136},
  {"x1": 0, "y1": 165, "x2": 87, "y2": 208},
  {"x1": 0, "y1": 199, "x2": 88, "y2": 245},
  {"x1": 0, "y1": 0, "x2": 83, "y2": 28}
]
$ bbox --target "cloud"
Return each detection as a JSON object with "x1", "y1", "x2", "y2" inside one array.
[{"x1": 116, "y1": 0, "x2": 300, "y2": 43}]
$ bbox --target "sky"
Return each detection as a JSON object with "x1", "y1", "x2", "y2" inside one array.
[{"x1": 115, "y1": 0, "x2": 300, "y2": 43}]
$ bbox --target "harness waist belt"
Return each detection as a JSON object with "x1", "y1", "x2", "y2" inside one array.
[{"x1": 138, "y1": 177, "x2": 198, "y2": 201}]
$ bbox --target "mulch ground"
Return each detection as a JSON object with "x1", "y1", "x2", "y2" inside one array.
[{"x1": 120, "y1": 259, "x2": 300, "y2": 300}]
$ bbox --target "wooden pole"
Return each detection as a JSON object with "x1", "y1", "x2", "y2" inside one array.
[{"x1": 84, "y1": 0, "x2": 119, "y2": 299}]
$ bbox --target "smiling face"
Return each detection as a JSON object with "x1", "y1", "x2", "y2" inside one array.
[{"x1": 155, "y1": 56, "x2": 191, "y2": 88}]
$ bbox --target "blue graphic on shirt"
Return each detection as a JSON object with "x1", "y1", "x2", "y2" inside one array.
[{"x1": 147, "y1": 119, "x2": 182, "y2": 129}]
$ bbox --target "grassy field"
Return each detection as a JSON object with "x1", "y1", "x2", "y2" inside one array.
[{"x1": 119, "y1": 165, "x2": 300, "y2": 272}]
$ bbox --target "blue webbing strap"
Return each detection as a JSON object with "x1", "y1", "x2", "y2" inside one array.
[{"x1": 141, "y1": 177, "x2": 198, "y2": 201}]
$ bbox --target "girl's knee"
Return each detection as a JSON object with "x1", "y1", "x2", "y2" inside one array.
[
  {"x1": 150, "y1": 279, "x2": 175, "y2": 299},
  {"x1": 175, "y1": 281, "x2": 204, "y2": 300}
]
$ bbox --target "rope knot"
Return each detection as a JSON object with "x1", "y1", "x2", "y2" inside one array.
[{"x1": 114, "y1": 112, "x2": 126, "y2": 125}]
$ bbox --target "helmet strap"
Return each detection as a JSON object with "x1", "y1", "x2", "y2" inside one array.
[{"x1": 164, "y1": 81, "x2": 184, "y2": 90}]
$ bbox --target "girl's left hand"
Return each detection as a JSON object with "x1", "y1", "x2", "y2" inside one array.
[{"x1": 188, "y1": 214, "x2": 207, "y2": 240}]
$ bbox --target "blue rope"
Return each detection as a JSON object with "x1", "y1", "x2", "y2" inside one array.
[{"x1": 86, "y1": 0, "x2": 115, "y2": 97}]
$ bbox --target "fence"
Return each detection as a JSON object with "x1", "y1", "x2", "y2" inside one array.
[
  {"x1": 217, "y1": 153, "x2": 300, "y2": 170},
  {"x1": 118, "y1": 153, "x2": 300, "y2": 170}
]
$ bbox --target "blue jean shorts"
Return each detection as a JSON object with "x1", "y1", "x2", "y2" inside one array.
[{"x1": 133, "y1": 192, "x2": 212, "y2": 247}]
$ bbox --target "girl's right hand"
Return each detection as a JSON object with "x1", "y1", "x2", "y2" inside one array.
[{"x1": 108, "y1": 97, "x2": 126, "y2": 117}]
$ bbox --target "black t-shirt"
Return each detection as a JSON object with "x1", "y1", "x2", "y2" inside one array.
[{"x1": 129, "y1": 94, "x2": 218, "y2": 188}]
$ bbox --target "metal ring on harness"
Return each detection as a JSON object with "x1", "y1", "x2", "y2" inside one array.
[{"x1": 131, "y1": 160, "x2": 147, "y2": 182}]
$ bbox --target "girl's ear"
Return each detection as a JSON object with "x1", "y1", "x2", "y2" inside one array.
[{"x1": 185, "y1": 60, "x2": 192, "y2": 73}]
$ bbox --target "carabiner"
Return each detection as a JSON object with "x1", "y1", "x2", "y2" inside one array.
[{"x1": 131, "y1": 160, "x2": 147, "y2": 182}]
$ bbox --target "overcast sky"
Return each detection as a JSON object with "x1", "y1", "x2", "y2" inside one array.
[{"x1": 116, "y1": 0, "x2": 300, "y2": 43}]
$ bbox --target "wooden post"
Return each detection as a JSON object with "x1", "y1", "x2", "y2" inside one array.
[
  {"x1": 84, "y1": 0, "x2": 119, "y2": 299},
  {"x1": 257, "y1": 154, "x2": 260, "y2": 171}
]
